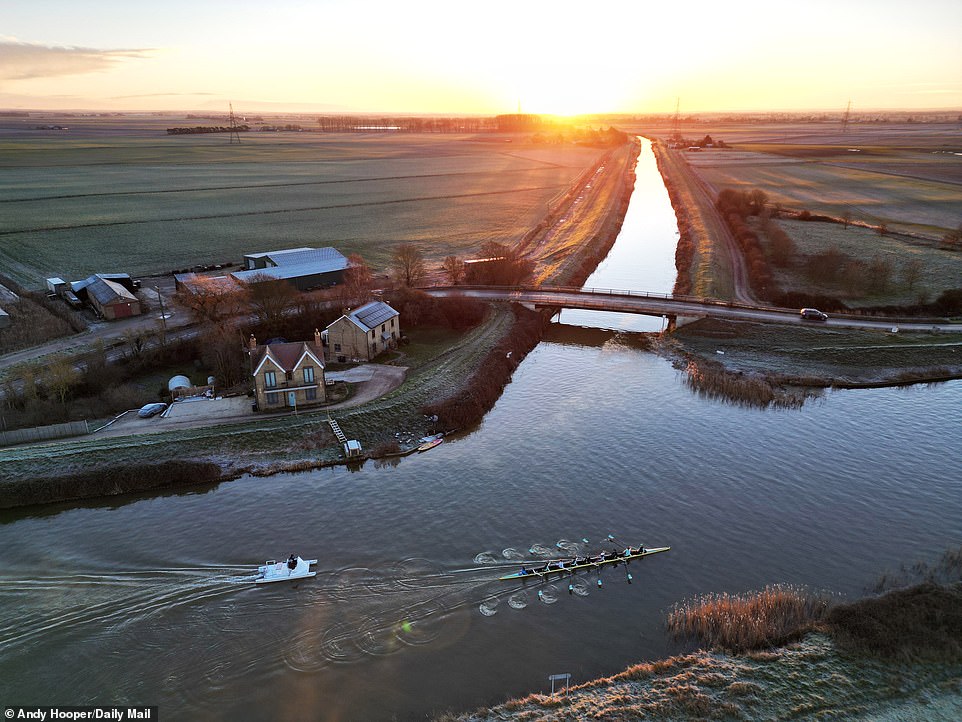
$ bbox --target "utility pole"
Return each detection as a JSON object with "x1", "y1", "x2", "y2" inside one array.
[
  {"x1": 841, "y1": 100, "x2": 851, "y2": 132},
  {"x1": 228, "y1": 102, "x2": 242, "y2": 144}
]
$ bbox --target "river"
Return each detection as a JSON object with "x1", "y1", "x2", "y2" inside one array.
[{"x1": 1, "y1": 140, "x2": 960, "y2": 720}]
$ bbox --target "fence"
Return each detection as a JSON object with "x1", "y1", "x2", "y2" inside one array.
[{"x1": 0, "y1": 419, "x2": 89, "y2": 447}]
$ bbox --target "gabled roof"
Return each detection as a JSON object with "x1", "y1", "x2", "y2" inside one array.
[
  {"x1": 345, "y1": 301, "x2": 399, "y2": 332},
  {"x1": 252, "y1": 341, "x2": 324, "y2": 377},
  {"x1": 70, "y1": 273, "x2": 131, "y2": 293},
  {"x1": 88, "y1": 277, "x2": 137, "y2": 306}
]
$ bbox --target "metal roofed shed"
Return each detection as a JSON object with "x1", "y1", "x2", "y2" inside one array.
[
  {"x1": 343, "y1": 440, "x2": 362, "y2": 458},
  {"x1": 235, "y1": 246, "x2": 350, "y2": 291},
  {"x1": 72, "y1": 274, "x2": 141, "y2": 320}
]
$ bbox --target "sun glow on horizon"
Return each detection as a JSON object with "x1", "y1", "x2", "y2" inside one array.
[{"x1": 1, "y1": 1, "x2": 960, "y2": 114}]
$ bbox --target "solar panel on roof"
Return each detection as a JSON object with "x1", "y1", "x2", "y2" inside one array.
[{"x1": 353, "y1": 302, "x2": 397, "y2": 330}]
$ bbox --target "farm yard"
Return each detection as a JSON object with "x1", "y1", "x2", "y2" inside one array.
[{"x1": 0, "y1": 117, "x2": 606, "y2": 287}]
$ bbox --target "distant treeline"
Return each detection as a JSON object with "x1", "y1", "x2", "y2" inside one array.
[
  {"x1": 166, "y1": 125, "x2": 250, "y2": 135},
  {"x1": 315, "y1": 115, "x2": 506, "y2": 132}
]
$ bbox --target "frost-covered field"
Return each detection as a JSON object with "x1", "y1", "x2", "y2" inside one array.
[{"x1": 0, "y1": 118, "x2": 603, "y2": 286}]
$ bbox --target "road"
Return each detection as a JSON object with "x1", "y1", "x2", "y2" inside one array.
[{"x1": 422, "y1": 286, "x2": 962, "y2": 335}]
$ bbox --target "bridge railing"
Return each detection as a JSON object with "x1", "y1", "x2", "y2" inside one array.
[
  {"x1": 425, "y1": 284, "x2": 798, "y2": 315},
  {"x1": 421, "y1": 285, "x2": 958, "y2": 325}
]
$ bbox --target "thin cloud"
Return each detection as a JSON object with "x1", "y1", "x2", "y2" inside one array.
[
  {"x1": 110, "y1": 92, "x2": 216, "y2": 100},
  {"x1": 0, "y1": 39, "x2": 154, "y2": 81}
]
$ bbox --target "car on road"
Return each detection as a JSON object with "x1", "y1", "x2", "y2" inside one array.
[
  {"x1": 138, "y1": 402, "x2": 167, "y2": 418},
  {"x1": 800, "y1": 308, "x2": 829, "y2": 321}
]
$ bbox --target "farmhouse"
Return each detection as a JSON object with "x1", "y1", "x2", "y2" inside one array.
[
  {"x1": 231, "y1": 246, "x2": 350, "y2": 291},
  {"x1": 250, "y1": 333, "x2": 326, "y2": 411},
  {"x1": 323, "y1": 301, "x2": 400, "y2": 362},
  {"x1": 70, "y1": 274, "x2": 141, "y2": 320}
]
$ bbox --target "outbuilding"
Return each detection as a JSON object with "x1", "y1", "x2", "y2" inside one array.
[{"x1": 232, "y1": 247, "x2": 350, "y2": 291}]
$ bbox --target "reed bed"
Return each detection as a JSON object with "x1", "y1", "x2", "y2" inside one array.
[
  {"x1": 667, "y1": 584, "x2": 831, "y2": 653},
  {"x1": 682, "y1": 359, "x2": 810, "y2": 409}
]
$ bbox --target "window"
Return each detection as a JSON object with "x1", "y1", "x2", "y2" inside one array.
[
  {"x1": 303, "y1": 366, "x2": 314, "y2": 384},
  {"x1": 305, "y1": 387, "x2": 317, "y2": 401},
  {"x1": 286, "y1": 370, "x2": 293, "y2": 381},
  {"x1": 370, "y1": 330, "x2": 375, "y2": 339},
  {"x1": 264, "y1": 371, "x2": 276, "y2": 388},
  {"x1": 381, "y1": 323, "x2": 385, "y2": 332},
  {"x1": 334, "y1": 343, "x2": 341, "y2": 352},
  {"x1": 266, "y1": 392, "x2": 279, "y2": 405}
]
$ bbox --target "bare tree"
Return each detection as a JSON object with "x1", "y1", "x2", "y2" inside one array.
[
  {"x1": 174, "y1": 277, "x2": 246, "y2": 325},
  {"x1": 342, "y1": 253, "x2": 374, "y2": 301},
  {"x1": 244, "y1": 274, "x2": 299, "y2": 325},
  {"x1": 442, "y1": 255, "x2": 465, "y2": 285},
  {"x1": 392, "y1": 244, "x2": 426, "y2": 287},
  {"x1": 45, "y1": 359, "x2": 80, "y2": 407},
  {"x1": 901, "y1": 259, "x2": 923, "y2": 291}
]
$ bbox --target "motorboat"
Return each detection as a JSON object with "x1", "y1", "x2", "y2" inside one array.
[{"x1": 255, "y1": 556, "x2": 317, "y2": 584}]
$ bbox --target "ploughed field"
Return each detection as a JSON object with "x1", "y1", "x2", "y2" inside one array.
[{"x1": 0, "y1": 116, "x2": 604, "y2": 285}]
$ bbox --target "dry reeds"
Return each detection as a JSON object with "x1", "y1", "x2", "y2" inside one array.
[{"x1": 667, "y1": 584, "x2": 830, "y2": 653}]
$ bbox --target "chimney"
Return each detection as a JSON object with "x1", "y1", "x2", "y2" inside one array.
[
  {"x1": 314, "y1": 328, "x2": 321, "y2": 347},
  {"x1": 248, "y1": 334, "x2": 257, "y2": 350},
  {"x1": 342, "y1": 308, "x2": 351, "y2": 317}
]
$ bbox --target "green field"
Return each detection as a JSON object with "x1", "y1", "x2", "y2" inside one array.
[{"x1": 0, "y1": 116, "x2": 604, "y2": 286}]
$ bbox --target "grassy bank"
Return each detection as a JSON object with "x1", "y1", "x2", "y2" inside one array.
[
  {"x1": 447, "y1": 548, "x2": 962, "y2": 721},
  {"x1": 669, "y1": 318, "x2": 962, "y2": 403}
]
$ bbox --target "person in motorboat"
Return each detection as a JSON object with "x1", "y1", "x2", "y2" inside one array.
[{"x1": 287, "y1": 554, "x2": 297, "y2": 570}]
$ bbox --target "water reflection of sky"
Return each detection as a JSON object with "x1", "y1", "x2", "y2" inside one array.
[{"x1": 560, "y1": 137, "x2": 679, "y2": 333}]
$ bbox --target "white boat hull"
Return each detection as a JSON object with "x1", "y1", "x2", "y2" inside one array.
[{"x1": 255, "y1": 557, "x2": 318, "y2": 584}]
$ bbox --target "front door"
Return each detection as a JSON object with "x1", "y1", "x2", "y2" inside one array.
[{"x1": 287, "y1": 391, "x2": 296, "y2": 408}]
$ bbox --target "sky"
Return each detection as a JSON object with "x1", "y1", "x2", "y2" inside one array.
[{"x1": 1, "y1": 0, "x2": 960, "y2": 115}]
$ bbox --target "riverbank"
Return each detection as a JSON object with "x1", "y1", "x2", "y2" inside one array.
[
  {"x1": 447, "y1": 563, "x2": 962, "y2": 721},
  {"x1": 448, "y1": 631, "x2": 962, "y2": 721},
  {"x1": 667, "y1": 317, "x2": 962, "y2": 407}
]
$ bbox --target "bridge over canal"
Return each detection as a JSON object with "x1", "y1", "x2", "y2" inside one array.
[{"x1": 420, "y1": 286, "x2": 962, "y2": 334}]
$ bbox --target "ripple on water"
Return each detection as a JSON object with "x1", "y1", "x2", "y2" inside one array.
[
  {"x1": 478, "y1": 597, "x2": 499, "y2": 616},
  {"x1": 474, "y1": 551, "x2": 501, "y2": 565},
  {"x1": 507, "y1": 591, "x2": 529, "y2": 609},
  {"x1": 528, "y1": 544, "x2": 554, "y2": 557},
  {"x1": 537, "y1": 585, "x2": 560, "y2": 604},
  {"x1": 501, "y1": 548, "x2": 527, "y2": 561}
]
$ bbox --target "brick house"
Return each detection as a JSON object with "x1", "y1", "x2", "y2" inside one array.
[
  {"x1": 250, "y1": 332, "x2": 326, "y2": 411},
  {"x1": 323, "y1": 301, "x2": 400, "y2": 362}
]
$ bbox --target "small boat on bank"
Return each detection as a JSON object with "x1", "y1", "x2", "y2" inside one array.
[
  {"x1": 417, "y1": 434, "x2": 444, "y2": 452},
  {"x1": 499, "y1": 546, "x2": 670, "y2": 581},
  {"x1": 255, "y1": 555, "x2": 317, "y2": 584}
]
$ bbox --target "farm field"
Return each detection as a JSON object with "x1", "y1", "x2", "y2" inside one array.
[
  {"x1": 671, "y1": 122, "x2": 961, "y2": 238},
  {"x1": 0, "y1": 115, "x2": 605, "y2": 287},
  {"x1": 770, "y1": 220, "x2": 962, "y2": 306}
]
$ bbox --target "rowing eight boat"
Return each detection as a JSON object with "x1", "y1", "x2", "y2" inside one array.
[{"x1": 498, "y1": 546, "x2": 670, "y2": 581}]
